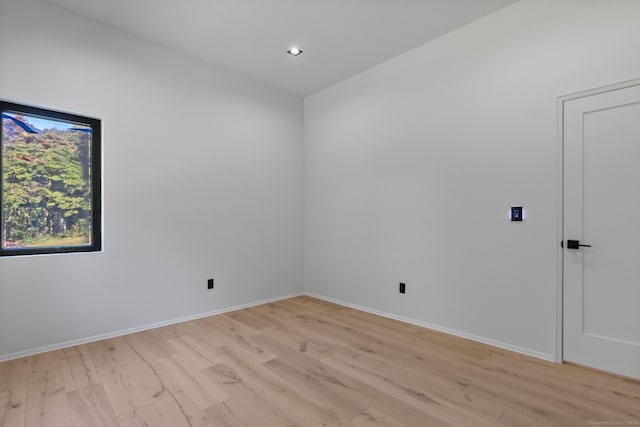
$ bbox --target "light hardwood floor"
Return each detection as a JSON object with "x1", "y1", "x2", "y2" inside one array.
[{"x1": 1, "y1": 296, "x2": 639, "y2": 427}]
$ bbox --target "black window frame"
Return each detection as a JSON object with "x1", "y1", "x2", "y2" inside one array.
[{"x1": 0, "y1": 100, "x2": 102, "y2": 257}]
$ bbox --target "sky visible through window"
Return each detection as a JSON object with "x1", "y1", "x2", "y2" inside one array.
[{"x1": 4, "y1": 112, "x2": 88, "y2": 132}]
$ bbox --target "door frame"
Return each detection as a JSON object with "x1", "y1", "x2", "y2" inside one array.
[{"x1": 555, "y1": 77, "x2": 640, "y2": 363}]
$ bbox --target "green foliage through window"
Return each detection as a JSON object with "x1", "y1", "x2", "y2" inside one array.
[{"x1": 1, "y1": 101, "x2": 101, "y2": 256}]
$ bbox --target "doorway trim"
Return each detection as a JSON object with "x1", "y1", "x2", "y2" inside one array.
[{"x1": 555, "y1": 77, "x2": 640, "y2": 364}]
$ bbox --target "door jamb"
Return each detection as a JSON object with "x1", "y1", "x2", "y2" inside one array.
[{"x1": 555, "y1": 78, "x2": 640, "y2": 364}]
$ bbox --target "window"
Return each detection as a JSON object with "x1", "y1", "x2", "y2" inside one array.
[{"x1": 0, "y1": 101, "x2": 101, "y2": 256}]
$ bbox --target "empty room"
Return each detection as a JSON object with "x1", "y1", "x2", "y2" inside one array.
[{"x1": 1, "y1": 0, "x2": 639, "y2": 426}]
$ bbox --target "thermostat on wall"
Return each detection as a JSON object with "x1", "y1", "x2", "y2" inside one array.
[{"x1": 510, "y1": 206, "x2": 523, "y2": 222}]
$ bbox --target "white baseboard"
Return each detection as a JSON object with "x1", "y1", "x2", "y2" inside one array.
[
  {"x1": 305, "y1": 292, "x2": 556, "y2": 363},
  {"x1": 0, "y1": 292, "x2": 304, "y2": 362},
  {"x1": 1, "y1": 290, "x2": 555, "y2": 364}
]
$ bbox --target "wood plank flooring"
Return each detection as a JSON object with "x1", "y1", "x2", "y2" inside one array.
[{"x1": 1, "y1": 295, "x2": 639, "y2": 426}]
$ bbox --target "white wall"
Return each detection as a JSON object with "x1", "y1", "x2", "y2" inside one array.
[
  {"x1": 0, "y1": 0, "x2": 304, "y2": 359},
  {"x1": 4, "y1": 0, "x2": 639, "y2": 364},
  {"x1": 304, "y1": 0, "x2": 640, "y2": 359}
]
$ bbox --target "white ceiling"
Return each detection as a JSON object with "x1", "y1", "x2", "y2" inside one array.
[{"x1": 44, "y1": 0, "x2": 517, "y2": 97}]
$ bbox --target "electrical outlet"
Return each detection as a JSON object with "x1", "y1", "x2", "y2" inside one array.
[
  {"x1": 207, "y1": 278, "x2": 214, "y2": 290},
  {"x1": 399, "y1": 282, "x2": 406, "y2": 294}
]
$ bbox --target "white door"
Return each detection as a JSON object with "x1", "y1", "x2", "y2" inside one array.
[{"x1": 563, "y1": 82, "x2": 640, "y2": 380}]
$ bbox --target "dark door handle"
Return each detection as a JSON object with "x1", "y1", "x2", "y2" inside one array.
[{"x1": 566, "y1": 239, "x2": 591, "y2": 249}]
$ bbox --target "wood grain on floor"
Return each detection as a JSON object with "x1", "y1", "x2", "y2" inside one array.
[{"x1": 0, "y1": 295, "x2": 638, "y2": 427}]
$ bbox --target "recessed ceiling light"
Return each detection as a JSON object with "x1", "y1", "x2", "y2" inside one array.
[{"x1": 287, "y1": 48, "x2": 303, "y2": 57}]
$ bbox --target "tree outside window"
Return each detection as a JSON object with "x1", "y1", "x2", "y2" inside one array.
[{"x1": 0, "y1": 101, "x2": 101, "y2": 256}]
